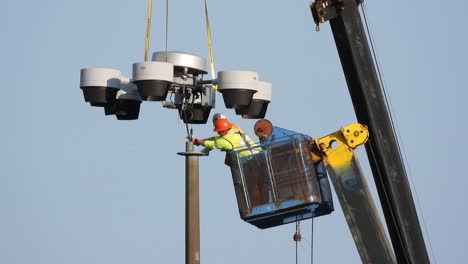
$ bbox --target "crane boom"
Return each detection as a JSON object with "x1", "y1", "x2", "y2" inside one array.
[
  {"x1": 310, "y1": 124, "x2": 395, "y2": 263},
  {"x1": 310, "y1": 0, "x2": 430, "y2": 263}
]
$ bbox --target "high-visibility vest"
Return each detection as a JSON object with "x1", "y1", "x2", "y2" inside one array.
[{"x1": 203, "y1": 129, "x2": 260, "y2": 157}]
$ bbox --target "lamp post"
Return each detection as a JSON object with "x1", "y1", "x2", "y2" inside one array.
[{"x1": 178, "y1": 141, "x2": 206, "y2": 264}]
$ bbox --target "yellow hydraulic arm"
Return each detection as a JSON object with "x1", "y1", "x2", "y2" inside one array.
[{"x1": 311, "y1": 124, "x2": 396, "y2": 264}]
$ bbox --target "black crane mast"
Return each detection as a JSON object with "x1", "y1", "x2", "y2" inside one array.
[{"x1": 310, "y1": 0, "x2": 430, "y2": 263}]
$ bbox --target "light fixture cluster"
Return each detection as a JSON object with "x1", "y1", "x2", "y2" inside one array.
[{"x1": 80, "y1": 51, "x2": 272, "y2": 123}]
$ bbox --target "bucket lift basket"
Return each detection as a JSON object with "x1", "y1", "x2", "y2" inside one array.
[{"x1": 227, "y1": 126, "x2": 334, "y2": 229}]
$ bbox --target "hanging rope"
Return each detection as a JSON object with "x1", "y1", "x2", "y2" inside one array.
[
  {"x1": 204, "y1": 0, "x2": 217, "y2": 89},
  {"x1": 292, "y1": 218, "x2": 315, "y2": 264},
  {"x1": 310, "y1": 218, "x2": 314, "y2": 264},
  {"x1": 144, "y1": 0, "x2": 153, "y2": 61},
  {"x1": 293, "y1": 220, "x2": 302, "y2": 264}
]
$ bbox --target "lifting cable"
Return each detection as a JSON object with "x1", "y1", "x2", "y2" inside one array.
[
  {"x1": 175, "y1": 0, "x2": 216, "y2": 141},
  {"x1": 159, "y1": 0, "x2": 192, "y2": 139},
  {"x1": 360, "y1": 4, "x2": 436, "y2": 263},
  {"x1": 179, "y1": 0, "x2": 217, "y2": 140},
  {"x1": 294, "y1": 220, "x2": 302, "y2": 264},
  {"x1": 310, "y1": 218, "x2": 314, "y2": 264},
  {"x1": 161, "y1": 0, "x2": 216, "y2": 140}
]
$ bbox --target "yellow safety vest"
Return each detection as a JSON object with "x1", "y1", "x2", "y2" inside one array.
[{"x1": 203, "y1": 129, "x2": 260, "y2": 157}]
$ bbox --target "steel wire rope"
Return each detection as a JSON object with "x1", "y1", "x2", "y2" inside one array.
[
  {"x1": 162, "y1": 0, "x2": 193, "y2": 139},
  {"x1": 360, "y1": 4, "x2": 436, "y2": 263},
  {"x1": 163, "y1": 0, "x2": 184, "y2": 132},
  {"x1": 294, "y1": 220, "x2": 301, "y2": 264},
  {"x1": 311, "y1": 218, "x2": 314, "y2": 264}
]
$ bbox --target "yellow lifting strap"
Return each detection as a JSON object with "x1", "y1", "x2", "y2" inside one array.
[
  {"x1": 204, "y1": 0, "x2": 217, "y2": 90},
  {"x1": 144, "y1": 0, "x2": 153, "y2": 61}
]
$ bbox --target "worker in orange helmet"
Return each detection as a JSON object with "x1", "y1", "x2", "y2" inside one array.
[
  {"x1": 192, "y1": 116, "x2": 258, "y2": 157},
  {"x1": 195, "y1": 113, "x2": 244, "y2": 155},
  {"x1": 212, "y1": 113, "x2": 243, "y2": 133},
  {"x1": 193, "y1": 115, "x2": 269, "y2": 205},
  {"x1": 193, "y1": 114, "x2": 271, "y2": 205}
]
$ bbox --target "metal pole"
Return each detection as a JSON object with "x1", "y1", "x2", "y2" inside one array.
[
  {"x1": 319, "y1": 0, "x2": 430, "y2": 262},
  {"x1": 178, "y1": 142, "x2": 205, "y2": 264}
]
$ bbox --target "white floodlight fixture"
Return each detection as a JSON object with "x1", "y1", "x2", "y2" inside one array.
[
  {"x1": 216, "y1": 70, "x2": 259, "y2": 109},
  {"x1": 104, "y1": 82, "x2": 142, "y2": 120},
  {"x1": 236, "y1": 80, "x2": 272, "y2": 119},
  {"x1": 80, "y1": 68, "x2": 122, "y2": 107},
  {"x1": 154, "y1": 51, "x2": 212, "y2": 124},
  {"x1": 132, "y1": 61, "x2": 174, "y2": 101},
  {"x1": 152, "y1": 51, "x2": 208, "y2": 75}
]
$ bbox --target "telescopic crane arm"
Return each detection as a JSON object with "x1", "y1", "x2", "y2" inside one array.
[
  {"x1": 311, "y1": 124, "x2": 395, "y2": 263},
  {"x1": 310, "y1": 0, "x2": 430, "y2": 263}
]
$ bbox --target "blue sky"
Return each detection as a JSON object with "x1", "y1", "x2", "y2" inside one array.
[{"x1": 1, "y1": 0, "x2": 467, "y2": 263}]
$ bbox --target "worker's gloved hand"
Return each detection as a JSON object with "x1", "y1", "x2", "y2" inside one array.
[{"x1": 191, "y1": 137, "x2": 201, "y2": 146}]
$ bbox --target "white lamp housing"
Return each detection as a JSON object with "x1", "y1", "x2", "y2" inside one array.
[
  {"x1": 104, "y1": 82, "x2": 142, "y2": 120},
  {"x1": 80, "y1": 68, "x2": 122, "y2": 107},
  {"x1": 132, "y1": 61, "x2": 174, "y2": 101},
  {"x1": 152, "y1": 51, "x2": 208, "y2": 75},
  {"x1": 216, "y1": 70, "x2": 259, "y2": 109},
  {"x1": 236, "y1": 81, "x2": 272, "y2": 119}
]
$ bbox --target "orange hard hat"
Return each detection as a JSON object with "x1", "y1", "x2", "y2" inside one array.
[
  {"x1": 213, "y1": 118, "x2": 233, "y2": 132},
  {"x1": 212, "y1": 113, "x2": 227, "y2": 124}
]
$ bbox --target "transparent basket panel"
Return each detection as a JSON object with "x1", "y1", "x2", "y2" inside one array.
[
  {"x1": 269, "y1": 137, "x2": 321, "y2": 203},
  {"x1": 229, "y1": 131, "x2": 323, "y2": 219},
  {"x1": 229, "y1": 162, "x2": 248, "y2": 214},
  {"x1": 240, "y1": 152, "x2": 274, "y2": 207}
]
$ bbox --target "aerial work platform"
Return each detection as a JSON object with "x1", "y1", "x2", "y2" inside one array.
[{"x1": 227, "y1": 123, "x2": 334, "y2": 229}]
